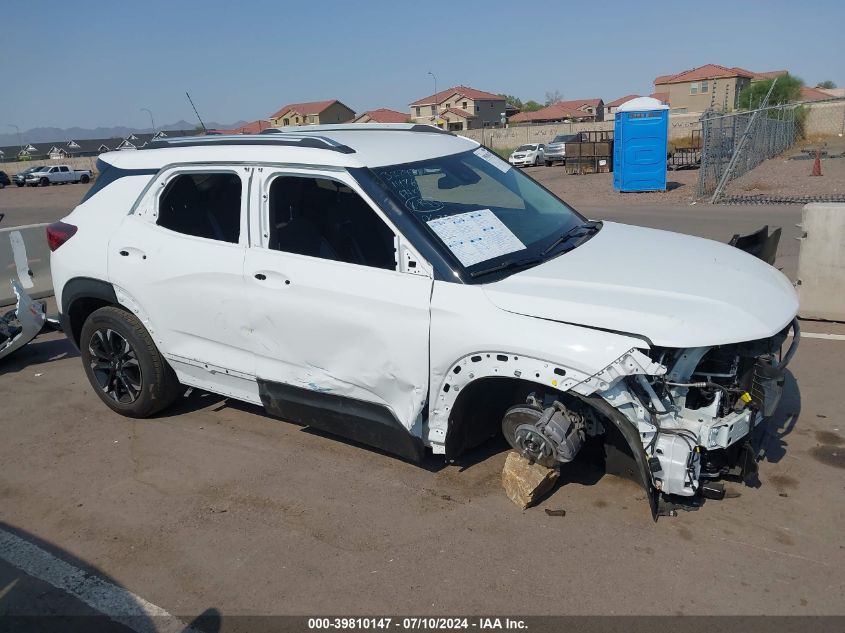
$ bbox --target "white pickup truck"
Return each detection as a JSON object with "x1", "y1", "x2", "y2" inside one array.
[{"x1": 25, "y1": 165, "x2": 93, "y2": 187}]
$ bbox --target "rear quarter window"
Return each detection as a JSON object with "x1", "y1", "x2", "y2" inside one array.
[{"x1": 79, "y1": 159, "x2": 157, "y2": 204}]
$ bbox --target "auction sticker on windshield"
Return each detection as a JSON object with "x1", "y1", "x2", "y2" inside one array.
[
  {"x1": 473, "y1": 147, "x2": 511, "y2": 173},
  {"x1": 426, "y1": 209, "x2": 525, "y2": 267}
]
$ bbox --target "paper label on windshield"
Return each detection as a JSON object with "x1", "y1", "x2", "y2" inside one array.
[
  {"x1": 474, "y1": 147, "x2": 511, "y2": 173},
  {"x1": 426, "y1": 209, "x2": 525, "y2": 267}
]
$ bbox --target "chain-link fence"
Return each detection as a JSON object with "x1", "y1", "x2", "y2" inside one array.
[{"x1": 697, "y1": 98, "x2": 845, "y2": 203}]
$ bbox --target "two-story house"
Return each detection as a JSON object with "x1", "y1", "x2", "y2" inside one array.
[
  {"x1": 654, "y1": 64, "x2": 788, "y2": 114},
  {"x1": 409, "y1": 86, "x2": 506, "y2": 131},
  {"x1": 269, "y1": 100, "x2": 355, "y2": 127}
]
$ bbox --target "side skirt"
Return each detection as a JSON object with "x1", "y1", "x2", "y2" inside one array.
[{"x1": 257, "y1": 379, "x2": 425, "y2": 463}]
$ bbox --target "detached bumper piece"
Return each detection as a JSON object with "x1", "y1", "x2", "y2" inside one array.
[{"x1": 0, "y1": 280, "x2": 48, "y2": 361}]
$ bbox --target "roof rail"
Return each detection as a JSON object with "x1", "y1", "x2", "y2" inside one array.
[
  {"x1": 142, "y1": 134, "x2": 355, "y2": 154},
  {"x1": 260, "y1": 123, "x2": 454, "y2": 136}
]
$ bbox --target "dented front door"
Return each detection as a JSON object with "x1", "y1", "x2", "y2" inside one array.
[{"x1": 245, "y1": 168, "x2": 433, "y2": 435}]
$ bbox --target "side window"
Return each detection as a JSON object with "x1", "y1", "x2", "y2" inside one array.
[
  {"x1": 267, "y1": 176, "x2": 396, "y2": 271},
  {"x1": 157, "y1": 172, "x2": 241, "y2": 243},
  {"x1": 59, "y1": 166, "x2": 69, "y2": 172}
]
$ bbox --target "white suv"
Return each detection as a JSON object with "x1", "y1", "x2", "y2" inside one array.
[{"x1": 49, "y1": 124, "x2": 799, "y2": 517}]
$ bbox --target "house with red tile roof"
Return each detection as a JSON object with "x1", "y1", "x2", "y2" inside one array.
[
  {"x1": 211, "y1": 119, "x2": 272, "y2": 135},
  {"x1": 352, "y1": 108, "x2": 409, "y2": 124},
  {"x1": 604, "y1": 95, "x2": 641, "y2": 119},
  {"x1": 409, "y1": 85, "x2": 506, "y2": 131},
  {"x1": 800, "y1": 86, "x2": 835, "y2": 102},
  {"x1": 653, "y1": 64, "x2": 787, "y2": 114},
  {"x1": 509, "y1": 98, "x2": 604, "y2": 124},
  {"x1": 268, "y1": 99, "x2": 355, "y2": 127}
]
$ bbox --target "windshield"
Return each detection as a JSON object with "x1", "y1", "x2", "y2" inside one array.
[
  {"x1": 371, "y1": 148, "x2": 587, "y2": 277},
  {"x1": 515, "y1": 144, "x2": 536, "y2": 152}
]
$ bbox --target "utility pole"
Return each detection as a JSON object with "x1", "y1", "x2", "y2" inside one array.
[{"x1": 7, "y1": 124, "x2": 22, "y2": 152}]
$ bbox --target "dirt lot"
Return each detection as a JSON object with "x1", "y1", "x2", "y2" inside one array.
[
  {"x1": 525, "y1": 166, "x2": 701, "y2": 206},
  {"x1": 2, "y1": 173, "x2": 844, "y2": 627},
  {"x1": 0, "y1": 180, "x2": 90, "y2": 226},
  {"x1": 726, "y1": 147, "x2": 845, "y2": 199}
]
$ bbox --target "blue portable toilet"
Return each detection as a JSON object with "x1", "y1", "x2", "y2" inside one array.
[{"x1": 613, "y1": 97, "x2": 669, "y2": 192}]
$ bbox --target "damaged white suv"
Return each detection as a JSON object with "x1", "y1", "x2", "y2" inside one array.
[{"x1": 49, "y1": 124, "x2": 799, "y2": 517}]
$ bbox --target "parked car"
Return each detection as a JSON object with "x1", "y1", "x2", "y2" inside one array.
[
  {"x1": 13, "y1": 165, "x2": 45, "y2": 187},
  {"x1": 49, "y1": 124, "x2": 799, "y2": 517},
  {"x1": 508, "y1": 144, "x2": 545, "y2": 167},
  {"x1": 25, "y1": 165, "x2": 92, "y2": 186},
  {"x1": 0, "y1": 171, "x2": 10, "y2": 189},
  {"x1": 544, "y1": 133, "x2": 578, "y2": 166}
]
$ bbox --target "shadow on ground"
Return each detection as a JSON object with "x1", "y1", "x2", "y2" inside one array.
[
  {"x1": 0, "y1": 335, "x2": 79, "y2": 376},
  {"x1": 0, "y1": 522, "x2": 220, "y2": 632}
]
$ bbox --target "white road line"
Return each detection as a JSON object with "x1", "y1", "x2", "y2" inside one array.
[
  {"x1": 0, "y1": 527, "x2": 195, "y2": 633},
  {"x1": 791, "y1": 332, "x2": 845, "y2": 341}
]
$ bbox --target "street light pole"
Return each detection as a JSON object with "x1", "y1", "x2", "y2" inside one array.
[
  {"x1": 141, "y1": 108, "x2": 156, "y2": 133},
  {"x1": 427, "y1": 71, "x2": 438, "y2": 123},
  {"x1": 8, "y1": 124, "x2": 22, "y2": 152}
]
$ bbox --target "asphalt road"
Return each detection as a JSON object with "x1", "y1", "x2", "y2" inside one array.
[{"x1": 1, "y1": 178, "x2": 843, "y2": 627}]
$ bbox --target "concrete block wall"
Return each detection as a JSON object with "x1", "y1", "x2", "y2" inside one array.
[
  {"x1": 0, "y1": 223, "x2": 52, "y2": 307},
  {"x1": 802, "y1": 100, "x2": 845, "y2": 138},
  {"x1": 463, "y1": 113, "x2": 702, "y2": 148},
  {"x1": 797, "y1": 203, "x2": 845, "y2": 322}
]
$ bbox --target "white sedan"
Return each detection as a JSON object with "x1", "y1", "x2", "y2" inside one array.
[{"x1": 508, "y1": 144, "x2": 545, "y2": 167}]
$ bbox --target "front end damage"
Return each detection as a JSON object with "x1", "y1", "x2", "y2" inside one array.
[
  {"x1": 504, "y1": 320, "x2": 799, "y2": 517},
  {"x1": 0, "y1": 280, "x2": 48, "y2": 361}
]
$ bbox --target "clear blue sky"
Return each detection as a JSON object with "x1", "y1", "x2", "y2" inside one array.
[{"x1": 2, "y1": 0, "x2": 842, "y2": 130}]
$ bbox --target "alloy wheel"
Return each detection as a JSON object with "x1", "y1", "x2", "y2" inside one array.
[{"x1": 88, "y1": 328, "x2": 142, "y2": 404}]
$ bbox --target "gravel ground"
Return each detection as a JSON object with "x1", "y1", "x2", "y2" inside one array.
[
  {"x1": 523, "y1": 166, "x2": 700, "y2": 207},
  {"x1": 726, "y1": 151, "x2": 845, "y2": 199}
]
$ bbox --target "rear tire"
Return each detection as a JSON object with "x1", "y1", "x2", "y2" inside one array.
[
  {"x1": 80, "y1": 306, "x2": 181, "y2": 418},
  {"x1": 544, "y1": 161, "x2": 552, "y2": 167},
  {"x1": 80, "y1": 174, "x2": 90, "y2": 183}
]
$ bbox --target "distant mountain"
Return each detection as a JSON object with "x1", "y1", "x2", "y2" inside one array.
[{"x1": 0, "y1": 120, "x2": 249, "y2": 146}]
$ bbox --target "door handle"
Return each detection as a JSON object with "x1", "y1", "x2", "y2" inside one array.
[
  {"x1": 118, "y1": 247, "x2": 146, "y2": 260},
  {"x1": 254, "y1": 273, "x2": 266, "y2": 281}
]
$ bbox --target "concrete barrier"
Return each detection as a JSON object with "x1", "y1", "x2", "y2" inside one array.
[
  {"x1": 0, "y1": 223, "x2": 52, "y2": 307},
  {"x1": 797, "y1": 203, "x2": 845, "y2": 322}
]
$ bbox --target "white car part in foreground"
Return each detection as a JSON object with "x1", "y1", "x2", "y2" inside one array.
[{"x1": 0, "y1": 280, "x2": 47, "y2": 361}]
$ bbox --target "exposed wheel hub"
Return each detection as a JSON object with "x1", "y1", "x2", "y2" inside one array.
[
  {"x1": 514, "y1": 424, "x2": 557, "y2": 464},
  {"x1": 502, "y1": 399, "x2": 587, "y2": 468}
]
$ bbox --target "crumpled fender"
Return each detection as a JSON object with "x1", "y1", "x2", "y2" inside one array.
[
  {"x1": 576, "y1": 393, "x2": 660, "y2": 521},
  {"x1": 0, "y1": 280, "x2": 47, "y2": 361}
]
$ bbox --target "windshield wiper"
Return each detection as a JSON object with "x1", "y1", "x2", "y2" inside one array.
[
  {"x1": 541, "y1": 220, "x2": 601, "y2": 257},
  {"x1": 469, "y1": 256, "x2": 544, "y2": 279}
]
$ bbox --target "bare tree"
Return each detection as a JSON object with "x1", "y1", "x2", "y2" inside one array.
[{"x1": 544, "y1": 90, "x2": 563, "y2": 106}]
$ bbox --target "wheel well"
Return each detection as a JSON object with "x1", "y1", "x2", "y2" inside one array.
[
  {"x1": 444, "y1": 377, "x2": 551, "y2": 459},
  {"x1": 67, "y1": 297, "x2": 113, "y2": 346}
]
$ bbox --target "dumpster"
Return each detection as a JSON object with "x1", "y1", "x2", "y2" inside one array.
[{"x1": 613, "y1": 97, "x2": 669, "y2": 192}]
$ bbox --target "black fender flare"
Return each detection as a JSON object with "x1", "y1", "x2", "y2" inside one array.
[
  {"x1": 60, "y1": 277, "x2": 118, "y2": 347},
  {"x1": 577, "y1": 394, "x2": 660, "y2": 521}
]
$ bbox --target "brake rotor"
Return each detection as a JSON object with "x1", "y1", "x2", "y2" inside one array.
[{"x1": 502, "y1": 405, "x2": 558, "y2": 468}]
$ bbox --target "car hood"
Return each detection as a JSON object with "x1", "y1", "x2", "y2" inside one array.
[{"x1": 482, "y1": 221, "x2": 798, "y2": 348}]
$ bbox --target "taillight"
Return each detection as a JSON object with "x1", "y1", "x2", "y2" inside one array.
[{"x1": 46, "y1": 221, "x2": 78, "y2": 251}]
